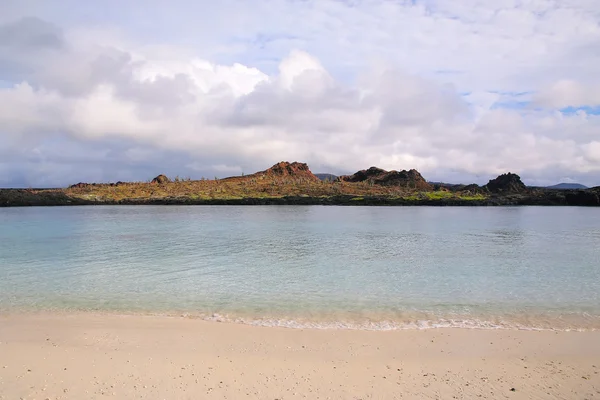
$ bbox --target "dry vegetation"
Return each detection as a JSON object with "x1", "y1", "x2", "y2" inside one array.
[
  {"x1": 64, "y1": 176, "x2": 486, "y2": 203},
  {"x1": 5, "y1": 162, "x2": 598, "y2": 206}
]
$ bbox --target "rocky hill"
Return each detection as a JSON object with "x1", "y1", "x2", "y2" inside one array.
[
  {"x1": 236, "y1": 162, "x2": 320, "y2": 181},
  {"x1": 338, "y1": 167, "x2": 432, "y2": 190},
  {"x1": 484, "y1": 173, "x2": 527, "y2": 193},
  {"x1": 151, "y1": 174, "x2": 171, "y2": 184}
]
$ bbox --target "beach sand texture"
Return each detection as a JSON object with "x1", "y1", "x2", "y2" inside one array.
[{"x1": 0, "y1": 313, "x2": 598, "y2": 399}]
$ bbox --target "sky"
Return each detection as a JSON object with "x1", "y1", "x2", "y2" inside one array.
[{"x1": 1, "y1": 0, "x2": 599, "y2": 188}]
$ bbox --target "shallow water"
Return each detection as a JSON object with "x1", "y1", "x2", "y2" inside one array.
[{"x1": 1, "y1": 206, "x2": 599, "y2": 330}]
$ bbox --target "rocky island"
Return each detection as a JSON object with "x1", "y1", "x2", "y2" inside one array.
[{"x1": 1, "y1": 162, "x2": 599, "y2": 207}]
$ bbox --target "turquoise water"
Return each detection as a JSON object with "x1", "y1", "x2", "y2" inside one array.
[{"x1": 1, "y1": 206, "x2": 599, "y2": 330}]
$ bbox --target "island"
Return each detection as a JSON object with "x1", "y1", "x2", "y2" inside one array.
[{"x1": 1, "y1": 162, "x2": 599, "y2": 207}]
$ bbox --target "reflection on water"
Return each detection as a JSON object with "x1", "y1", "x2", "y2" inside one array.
[{"x1": 1, "y1": 206, "x2": 599, "y2": 330}]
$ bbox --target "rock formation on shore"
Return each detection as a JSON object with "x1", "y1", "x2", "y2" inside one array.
[
  {"x1": 484, "y1": 173, "x2": 527, "y2": 193},
  {"x1": 151, "y1": 174, "x2": 171, "y2": 184},
  {"x1": 69, "y1": 182, "x2": 91, "y2": 189},
  {"x1": 251, "y1": 162, "x2": 319, "y2": 181},
  {"x1": 564, "y1": 190, "x2": 600, "y2": 206},
  {"x1": 338, "y1": 167, "x2": 432, "y2": 190},
  {"x1": 7, "y1": 163, "x2": 597, "y2": 208}
]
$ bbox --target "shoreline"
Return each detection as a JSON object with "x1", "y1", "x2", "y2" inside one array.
[
  {"x1": 0, "y1": 307, "x2": 600, "y2": 332},
  {"x1": 2, "y1": 308, "x2": 600, "y2": 332},
  {"x1": 1, "y1": 312, "x2": 599, "y2": 399},
  {"x1": 2, "y1": 189, "x2": 600, "y2": 207},
  {"x1": 1, "y1": 162, "x2": 599, "y2": 208}
]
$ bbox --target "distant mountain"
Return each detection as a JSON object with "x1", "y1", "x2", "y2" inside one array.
[
  {"x1": 428, "y1": 181, "x2": 463, "y2": 188},
  {"x1": 315, "y1": 173, "x2": 338, "y2": 181},
  {"x1": 546, "y1": 183, "x2": 588, "y2": 190}
]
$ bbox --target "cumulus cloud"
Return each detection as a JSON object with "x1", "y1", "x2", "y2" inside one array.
[
  {"x1": 0, "y1": 0, "x2": 600, "y2": 187},
  {"x1": 535, "y1": 80, "x2": 600, "y2": 108}
]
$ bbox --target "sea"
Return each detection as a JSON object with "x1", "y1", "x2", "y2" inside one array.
[{"x1": 1, "y1": 205, "x2": 599, "y2": 331}]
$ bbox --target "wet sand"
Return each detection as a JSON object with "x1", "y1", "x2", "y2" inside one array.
[{"x1": 0, "y1": 313, "x2": 598, "y2": 399}]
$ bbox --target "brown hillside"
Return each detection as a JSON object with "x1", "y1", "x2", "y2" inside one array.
[{"x1": 247, "y1": 161, "x2": 319, "y2": 181}]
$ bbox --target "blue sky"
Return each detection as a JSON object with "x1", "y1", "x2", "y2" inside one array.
[{"x1": 1, "y1": 0, "x2": 600, "y2": 187}]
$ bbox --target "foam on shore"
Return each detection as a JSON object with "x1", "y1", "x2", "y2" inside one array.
[{"x1": 197, "y1": 311, "x2": 600, "y2": 332}]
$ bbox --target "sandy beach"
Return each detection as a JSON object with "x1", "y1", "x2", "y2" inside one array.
[{"x1": 0, "y1": 313, "x2": 597, "y2": 399}]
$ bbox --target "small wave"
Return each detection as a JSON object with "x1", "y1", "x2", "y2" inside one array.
[
  {"x1": 4, "y1": 304, "x2": 598, "y2": 332},
  {"x1": 196, "y1": 313, "x2": 598, "y2": 332}
]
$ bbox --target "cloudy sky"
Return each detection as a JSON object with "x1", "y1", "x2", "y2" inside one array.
[{"x1": 1, "y1": 0, "x2": 599, "y2": 187}]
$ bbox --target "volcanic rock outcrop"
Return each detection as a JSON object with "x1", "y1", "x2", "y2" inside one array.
[
  {"x1": 565, "y1": 190, "x2": 600, "y2": 206},
  {"x1": 251, "y1": 162, "x2": 319, "y2": 181},
  {"x1": 485, "y1": 173, "x2": 527, "y2": 193},
  {"x1": 151, "y1": 174, "x2": 171, "y2": 184},
  {"x1": 338, "y1": 167, "x2": 432, "y2": 190},
  {"x1": 69, "y1": 182, "x2": 91, "y2": 189}
]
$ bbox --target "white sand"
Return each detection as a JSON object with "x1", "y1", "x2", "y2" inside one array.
[{"x1": 0, "y1": 313, "x2": 598, "y2": 399}]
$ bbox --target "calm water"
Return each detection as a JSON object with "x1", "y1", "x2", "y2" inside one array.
[{"x1": 1, "y1": 206, "x2": 599, "y2": 330}]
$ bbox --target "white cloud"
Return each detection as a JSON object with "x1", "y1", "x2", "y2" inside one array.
[
  {"x1": 535, "y1": 80, "x2": 600, "y2": 108},
  {"x1": 584, "y1": 141, "x2": 600, "y2": 163},
  {"x1": 1, "y1": 1, "x2": 600, "y2": 187}
]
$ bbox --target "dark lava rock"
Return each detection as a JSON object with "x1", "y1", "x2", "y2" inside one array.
[
  {"x1": 69, "y1": 182, "x2": 90, "y2": 189},
  {"x1": 151, "y1": 174, "x2": 171, "y2": 184},
  {"x1": 339, "y1": 167, "x2": 432, "y2": 190},
  {"x1": 0, "y1": 189, "x2": 92, "y2": 207},
  {"x1": 341, "y1": 167, "x2": 386, "y2": 183},
  {"x1": 485, "y1": 173, "x2": 527, "y2": 193},
  {"x1": 565, "y1": 190, "x2": 600, "y2": 206}
]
